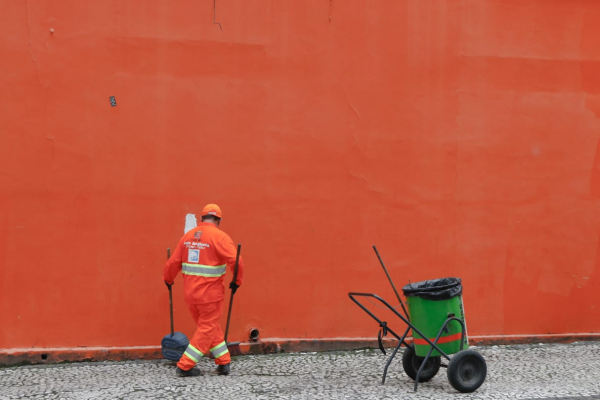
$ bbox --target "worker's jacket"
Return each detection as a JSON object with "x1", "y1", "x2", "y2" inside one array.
[{"x1": 163, "y1": 222, "x2": 244, "y2": 304}]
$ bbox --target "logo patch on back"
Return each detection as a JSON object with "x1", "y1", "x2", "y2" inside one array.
[
  {"x1": 194, "y1": 231, "x2": 203, "y2": 239},
  {"x1": 188, "y1": 249, "x2": 200, "y2": 263}
]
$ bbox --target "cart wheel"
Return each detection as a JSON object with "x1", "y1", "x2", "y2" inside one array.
[
  {"x1": 447, "y1": 349, "x2": 487, "y2": 393},
  {"x1": 402, "y1": 346, "x2": 441, "y2": 382}
]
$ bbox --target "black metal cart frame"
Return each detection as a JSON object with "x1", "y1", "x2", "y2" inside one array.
[{"x1": 349, "y1": 292, "x2": 466, "y2": 391}]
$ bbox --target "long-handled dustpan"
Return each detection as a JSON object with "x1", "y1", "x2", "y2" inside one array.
[
  {"x1": 224, "y1": 244, "x2": 242, "y2": 356},
  {"x1": 161, "y1": 247, "x2": 190, "y2": 361}
]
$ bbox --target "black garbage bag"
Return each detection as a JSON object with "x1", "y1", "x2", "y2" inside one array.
[{"x1": 402, "y1": 277, "x2": 462, "y2": 301}]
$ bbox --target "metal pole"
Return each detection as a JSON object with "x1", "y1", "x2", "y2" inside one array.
[
  {"x1": 167, "y1": 248, "x2": 174, "y2": 336},
  {"x1": 373, "y1": 245, "x2": 410, "y2": 321},
  {"x1": 224, "y1": 244, "x2": 241, "y2": 342}
]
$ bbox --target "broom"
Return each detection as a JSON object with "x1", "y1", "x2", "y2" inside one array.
[{"x1": 224, "y1": 243, "x2": 242, "y2": 356}]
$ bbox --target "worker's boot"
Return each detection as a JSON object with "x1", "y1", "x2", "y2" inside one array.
[
  {"x1": 176, "y1": 367, "x2": 202, "y2": 377},
  {"x1": 216, "y1": 363, "x2": 230, "y2": 375}
]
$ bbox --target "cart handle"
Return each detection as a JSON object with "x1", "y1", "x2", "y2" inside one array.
[{"x1": 348, "y1": 292, "x2": 465, "y2": 361}]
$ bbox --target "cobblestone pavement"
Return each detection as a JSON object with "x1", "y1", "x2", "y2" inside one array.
[{"x1": 1, "y1": 342, "x2": 600, "y2": 399}]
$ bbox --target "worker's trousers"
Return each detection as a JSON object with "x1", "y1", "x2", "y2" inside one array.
[{"x1": 177, "y1": 300, "x2": 231, "y2": 371}]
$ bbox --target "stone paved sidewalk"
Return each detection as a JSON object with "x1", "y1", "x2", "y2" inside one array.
[{"x1": 1, "y1": 342, "x2": 600, "y2": 399}]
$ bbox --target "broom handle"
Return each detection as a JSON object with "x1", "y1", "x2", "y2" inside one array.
[
  {"x1": 168, "y1": 248, "x2": 174, "y2": 336},
  {"x1": 373, "y1": 245, "x2": 410, "y2": 321},
  {"x1": 224, "y1": 243, "x2": 241, "y2": 343}
]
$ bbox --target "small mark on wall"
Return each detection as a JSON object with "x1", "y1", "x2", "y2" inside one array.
[{"x1": 185, "y1": 214, "x2": 197, "y2": 234}]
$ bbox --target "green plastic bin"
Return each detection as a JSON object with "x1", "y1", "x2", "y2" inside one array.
[{"x1": 402, "y1": 278, "x2": 469, "y2": 357}]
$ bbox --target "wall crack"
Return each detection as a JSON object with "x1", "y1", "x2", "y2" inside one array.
[
  {"x1": 213, "y1": 0, "x2": 223, "y2": 31},
  {"x1": 24, "y1": 0, "x2": 42, "y2": 87}
]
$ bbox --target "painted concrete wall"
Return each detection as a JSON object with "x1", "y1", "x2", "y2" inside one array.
[{"x1": 1, "y1": 0, "x2": 600, "y2": 351}]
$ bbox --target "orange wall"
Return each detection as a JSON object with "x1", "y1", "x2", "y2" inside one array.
[{"x1": 1, "y1": 0, "x2": 600, "y2": 350}]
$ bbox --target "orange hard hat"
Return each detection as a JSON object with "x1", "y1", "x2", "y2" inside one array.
[{"x1": 201, "y1": 203, "x2": 222, "y2": 219}]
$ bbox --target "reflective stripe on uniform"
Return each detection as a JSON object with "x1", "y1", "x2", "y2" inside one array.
[
  {"x1": 210, "y1": 341, "x2": 229, "y2": 359},
  {"x1": 183, "y1": 344, "x2": 203, "y2": 362},
  {"x1": 182, "y1": 263, "x2": 226, "y2": 277}
]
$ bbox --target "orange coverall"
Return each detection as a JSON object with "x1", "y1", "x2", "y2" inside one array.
[{"x1": 163, "y1": 222, "x2": 244, "y2": 370}]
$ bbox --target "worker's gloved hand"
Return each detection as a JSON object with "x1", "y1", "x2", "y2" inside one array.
[
  {"x1": 165, "y1": 281, "x2": 172, "y2": 290},
  {"x1": 229, "y1": 281, "x2": 240, "y2": 294}
]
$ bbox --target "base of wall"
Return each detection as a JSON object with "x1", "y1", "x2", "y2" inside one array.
[
  {"x1": 2, "y1": 333, "x2": 599, "y2": 367},
  {"x1": 0, "y1": 346, "x2": 162, "y2": 367}
]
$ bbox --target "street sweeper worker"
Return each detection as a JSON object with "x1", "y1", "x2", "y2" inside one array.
[{"x1": 163, "y1": 203, "x2": 244, "y2": 377}]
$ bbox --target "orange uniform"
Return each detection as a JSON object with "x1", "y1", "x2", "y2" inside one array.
[{"x1": 163, "y1": 221, "x2": 244, "y2": 370}]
